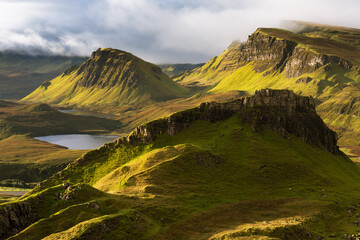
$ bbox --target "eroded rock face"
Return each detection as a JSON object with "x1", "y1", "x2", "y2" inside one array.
[
  {"x1": 0, "y1": 197, "x2": 41, "y2": 240},
  {"x1": 229, "y1": 31, "x2": 352, "y2": 77},
  {"x1": 62, "y1": 64, "x2": 79, "y2": 77},
  {"x1": 116, "y1": 89, "x2": 340, "y2": 155},
  {"x1": 284, "y1": 46, "x2": 352, "y2": 78},
  {"x1": 76, "y1": 48, "x2": 140, "y2": 89},
  {"x1": 238, "y1": 32, "x2": 297, "y2": 73}
]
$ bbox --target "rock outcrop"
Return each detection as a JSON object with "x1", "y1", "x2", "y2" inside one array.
[
  {"x1": 284, "y1": 45, "x2": 352, "y2": 78},
  {"x1": 0, "y1": 196, "x2": 41, "y2": 240},
  {"x1": 236, "y1": 30, "x2": 352, "y2": 77},
  {"x1": 62, "y1": 64, "x2": 79, "y2": 76},
  {"x1": 238, "y1": 32, "x2": 297, "y2": 73},
  {"x1": 110, "y1": 89, "x2": 339, "y2": 155}
]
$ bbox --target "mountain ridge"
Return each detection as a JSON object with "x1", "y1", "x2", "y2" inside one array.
[
  {"x1": 2, "y1": 90, "x2": 359, "y2": 239},
  {"x1": 176, "y1": 23, "x2": 360, "y2": 148}
]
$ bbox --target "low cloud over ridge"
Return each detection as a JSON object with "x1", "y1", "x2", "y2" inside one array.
[{"x1": 0, "y1": 0, "x2": 359, "y2": 63}]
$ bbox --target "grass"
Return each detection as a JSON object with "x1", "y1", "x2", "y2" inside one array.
[
  {"x1": 174, "y1": 41, "x2": 244, "y2": 87},
  {"x1": 9, "y1": 112, "x2": 360, "y2": 239}
]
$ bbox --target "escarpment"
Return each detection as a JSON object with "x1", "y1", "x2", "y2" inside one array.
[
  {"x1": 284, "y1": 45, "x2": 352, "y2": 77},
  {"x1": 107, "y1": 89, "x2": 339, "y2": 155},
  {"x1": 178, "y1": 27, "x2": 357, "y2": 88},
  {"x1": 237, "y1": 32, "x2": 297, "y2": 73},
  {"x1": 237, "y1": 30, "x2": 353, "y2": 77}
]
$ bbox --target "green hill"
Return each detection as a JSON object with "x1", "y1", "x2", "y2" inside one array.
[
  {"x1": 3, "y1": 90, "x2": 360, "y2": 239},
  {"x1": 177, "y1": 22, "x2": 360, "y2": 147},
  {"x1": 0, "y1": 52, "x2": 86, "y2": 99},
  {"x1": 23, "y1": 48, "x2": 189, "y2": 110}
]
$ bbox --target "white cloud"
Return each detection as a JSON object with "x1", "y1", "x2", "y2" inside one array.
[{"x1": 0, "y1": 0, "x2": 359, "y2": 63}]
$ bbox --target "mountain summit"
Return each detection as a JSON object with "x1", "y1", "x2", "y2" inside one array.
[{"x1": 23, "y1": 48, "x2": 188, "y2": 109}]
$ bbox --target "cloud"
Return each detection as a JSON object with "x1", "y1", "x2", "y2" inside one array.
[{"x1": 0, "y1": 0, "x2": 359, "y2": 63}]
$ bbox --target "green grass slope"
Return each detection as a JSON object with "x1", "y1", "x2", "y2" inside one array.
[
  {"x1": 6, "y1": 91, "x2": 360, "y2": 239},
  {"x1": 23, "y1": 48, "x2": 189, "y2": 110},
  {"x1": 0, "y1": 52, "x2": 86, "y2": 99},
  {"x1": 175, "y1": 41, "x2": 244, "y2": 87}
]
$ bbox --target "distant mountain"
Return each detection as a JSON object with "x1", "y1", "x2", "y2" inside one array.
[
  {"x1": 23, "y1": 48, "x2": 189, "y2": 110},
  {"x1": 0, "y1": 52, "x2": 87, "y2": 99},
  {"x1": 177, "y1": 22, "x2": 360, "y2": 147},
  {"x1": 3, "y1": 90, "x2": 360, "y2": 239},
  {"x1": 159, "y1": 63, "x2": 204, "y2": 78}
]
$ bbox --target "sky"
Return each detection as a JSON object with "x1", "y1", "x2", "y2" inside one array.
[{"x1": 0, "y1": 0, "x2": 359, "y2": 63}]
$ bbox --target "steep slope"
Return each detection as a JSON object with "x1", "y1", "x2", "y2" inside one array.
[
  {"x1": 176, "y1": 40, "x2": 245, "y2": 87},
  {"x1": 177, "y1": 23, "x2": 360, "y2": 147},
  {"x1": 3, "y1": 90, "x2": 360, "y2": 239},
  {"x1": 23, "y1": 48, "x2": 189, "y2": 110},
  {"x1": 0, "y1": 52, "x2": 86, "y2": 99}
]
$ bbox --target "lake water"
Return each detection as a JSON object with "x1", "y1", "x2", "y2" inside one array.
[
  {"x1": 59, "y1": 109, "x2": 116, "y2": 119},
  {"x1": 35, "y1": 134, "x2": 119, "y2": 150}
]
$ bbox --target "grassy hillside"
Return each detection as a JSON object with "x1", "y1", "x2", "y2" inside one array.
[
  {"x1": 175, "y1": 41, "x2": 244, "y2": 87},
  {"x1": 4, "y1": 91, "x2": 360, "y2": 239},
  {"x1": 0, "y1": 52, "x2": 86, "y2": 99},
  {"x1": 23, "y1": 48, "x2": 189, "y2": 110},
  {"x1": 176, "y1": 23, "x2": 360, "y2": 147}
]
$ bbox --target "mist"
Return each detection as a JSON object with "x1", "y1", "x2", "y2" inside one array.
[{"x1": 0, "y1": 0, "x2": 359, "y2": 63}]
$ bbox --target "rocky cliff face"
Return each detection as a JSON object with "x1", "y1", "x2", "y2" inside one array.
[
  {"x1": 237, "y1": 32, "x2": 297, "y2": 73},
  {"x1": 0, "y1": 196, "x2": 41, "y2": 240},
  {"x1": 284, "y1": 45, "x2": 352, "y2": 78},
  {"x1": 236, "y1": 30, "x2": 353, "y2": 77},
  {"x1": 110, "y1": 89, "x2": 339, "y2": 155}
]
